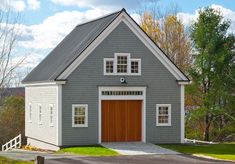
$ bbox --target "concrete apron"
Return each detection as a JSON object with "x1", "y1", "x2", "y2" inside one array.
[{"x1": 101, "y1": 142, "x2": 180, "y2": 155}]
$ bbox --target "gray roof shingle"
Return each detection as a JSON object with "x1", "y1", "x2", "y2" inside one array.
[{"x1": 22, "y1": 9, "x2": 122, "y2": 83}]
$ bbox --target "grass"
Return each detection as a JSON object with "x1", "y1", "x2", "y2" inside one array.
[
  {"x1": 160, "y1": 143, "x2": 235, "y2": 161},
  {"x1": 0, "y1": 156, "x2": 33, "y2": 164},
  {"x1": 58, "y1": 145, "x2": 119, "y2": 156}
]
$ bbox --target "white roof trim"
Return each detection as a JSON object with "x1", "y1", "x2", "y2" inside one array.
[
  {"x1": 24, "y1": 81, "x2": 66, "y2": 87},
  {"x1": 57, "y1": 11, "x2": 189, "y2": 81},
  {"x1": 178, "y1": 81, "x2": 191, "y2": 85}
]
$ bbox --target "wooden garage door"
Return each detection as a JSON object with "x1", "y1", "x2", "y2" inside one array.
[{"x1": 101, "y1": 100, "x2": 142, "y2": 142}]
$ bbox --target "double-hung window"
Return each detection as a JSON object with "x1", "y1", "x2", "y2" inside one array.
[
  {"x1": 104, "y1": 58, "x2": 114, "y2": 74},
  {"x1": 49, "y1": 104, "x2": 54, "y2": 126},
  {"x1": 117, "y1": 55, "x2": 128, "y2": 73},
  {"x1": 156, "y1": 104, "x2": 171, "y2": 126},
  {"x1": 72, "y1": 104, "x2": 88, "y2": 127},
  {"x1": 29, "y1": 103, "x2": 32, "y2": 122},
  {"x1": 131, "y1": 59, "x2": 141, "y2": 74},
  {"x1": 104, "y1": 53, "x2": 141, "y2": 75},
  {"x1": 38, "y1": 104, "x2": 42, "y2": 125}
]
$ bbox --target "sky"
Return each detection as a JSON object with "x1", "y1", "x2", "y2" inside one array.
[{"x1": 1, "y1": 0, "x2": 235, "y2": 78}]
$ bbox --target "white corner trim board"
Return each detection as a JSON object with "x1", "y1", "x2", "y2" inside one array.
[
  {"x1": 180, "y1": 85, "x2": 185, "y2": 143},
  {"x1": 98, "y1": 86, "x2": 146, "y2": 143},
  {"x1": 57, "y1": 12, "x2": 188, "y2": 82},
  {"x1": 57, "y1": 85, "x2": 62, "y2": 146}
]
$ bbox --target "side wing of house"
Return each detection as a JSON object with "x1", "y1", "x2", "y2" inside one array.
[{"x1": 25, "y1": 84, "x2": 62, "y2": 150}]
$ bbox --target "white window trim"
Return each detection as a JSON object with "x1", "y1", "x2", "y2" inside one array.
[
  {"x1": 103, "y1": 58, "x2": 114, "y2": 75},
  {"x1": 72, "y1": 104, "x2": 88, "y2": 128},
  {"x1": 130, "y1": 58, "x2": 141, "y2": 75},
  {"x1": 156, "y1": 104, "x2": 171, "y2": 126},
  {"x1": 49, "y1": 104, "x2": 54, "y2": 127},
  {"x1": 114, "y1": 53, "x2": 130, "y2": 75},
  {"x1": 38, "y1": 104, "x2": 42, "y2": 125},
  {"x1": 103, "y1": 53, "x2": 141, "y2": 76},
  {"x1": 28, "y1": 103, "x2": 32, "y2": 123}
]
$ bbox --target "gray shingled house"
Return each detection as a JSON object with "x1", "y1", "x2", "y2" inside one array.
[{"x1": 22, "y1": 9, "x2": 190, "y2": 150}]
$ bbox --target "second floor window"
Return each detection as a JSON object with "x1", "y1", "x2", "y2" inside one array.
[{"x1": 104, "y1": 53, "x2": 141, "y2": 75}]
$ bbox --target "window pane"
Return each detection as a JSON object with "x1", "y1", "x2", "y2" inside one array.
[
  {"x1": 117, "y1": 65, "x2": 127, "y2": 73},
  {"x1": 131, "y1": 61, "x2": 139, "y2": 73},
  {"x1": 117, "y1": 56, "x2": 127, "y2": 64}
]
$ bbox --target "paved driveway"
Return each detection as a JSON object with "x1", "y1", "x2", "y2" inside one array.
[
  {"x1": 45, "y1": 154, "x2": 233, "y2": 164},
  {"x1": 101, "y1": 142, "x2": 179, "y2": 155}
]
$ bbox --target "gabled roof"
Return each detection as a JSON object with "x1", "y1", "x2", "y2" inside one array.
[
  {"x1": 22, "y1": 10, "x2": 122, "y2": 83},
  {"x1": 23, "y1": 8, "x2": 190, "y2": 84}
]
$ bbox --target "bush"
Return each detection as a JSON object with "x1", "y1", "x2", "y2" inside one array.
[{"x1": 0, "y1": 96, "x2": 26, "y2": 147}]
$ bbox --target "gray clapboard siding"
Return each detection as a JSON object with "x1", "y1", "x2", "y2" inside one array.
[{"x1": 61, "y1": 21, "x2": 181, "y2": 145}]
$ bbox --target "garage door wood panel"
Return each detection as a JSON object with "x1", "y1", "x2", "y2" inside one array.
[{"x1": 101, "y1": 100, "x2": 142, "y2": 142}]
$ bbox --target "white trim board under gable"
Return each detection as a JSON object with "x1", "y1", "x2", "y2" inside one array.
[{"x1": 57, "y1": 11, "x2": 189, "y2": 83}]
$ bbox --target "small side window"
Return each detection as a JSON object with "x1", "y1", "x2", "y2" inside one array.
[
  {"x1": 72, "y1": 104, "x2": 88, "y2": 127},
  {"x1": 29, "y1": 103, "x2": 32, "y2": 122},
  {"x1": 104, "y1": 59, "x2": 114, "y2": 74},
  {"x1": 38, "y1": 104, "x2": 42, "y2": 125},
  {"x1": 49, "y1": 104, "x2": 54, "y2": 127},
  {"x1": 156, "y1": 104, "x2": 171, "y2": 126}
]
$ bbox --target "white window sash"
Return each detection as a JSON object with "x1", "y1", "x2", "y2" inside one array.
[
  {"x1": 130, "y1": 58, "x2": 141, "y2": 75},
  {"x1": 28, "y1": 103, "x2": 32, "y2": 123},
  {"x1": 38, "y1": 104, "x2": 42, "y2": 125},
  {"x1": 49, "y1": 104, "x2": 54, "y2": 127},
  {"x1": 104, "y1": 58, "x2": 114, "y2": 75},
  {"x1": 72, "y1": 104, "x2": 88, "y2": 127},
  {"x1": 156, "y1": 104, "x2": 171, "y2": 126}
]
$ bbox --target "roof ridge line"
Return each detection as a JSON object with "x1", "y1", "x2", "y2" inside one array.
[{"x1": 75, "y1": 9, "x2": 124, "y2": 28}]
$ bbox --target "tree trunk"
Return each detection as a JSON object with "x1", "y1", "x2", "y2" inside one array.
[{"x1": 204, "y1": 113, "x2": 210, "y2": 141}]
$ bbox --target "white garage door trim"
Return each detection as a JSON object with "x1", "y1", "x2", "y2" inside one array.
[{"x1": 98, "y1": 86, "x2": 146, "y2": 143}]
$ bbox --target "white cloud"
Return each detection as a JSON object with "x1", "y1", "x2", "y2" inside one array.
[
  {"x1": 177, "y1": 4, "x2": 235, "y2": 34},
  {"x1": 19, "y1": 8, "x2": 112, "y2": 50},
  {"x1": 130, "y1": 13, "x2": 141, "y2": 24},
  {"x1": 0, "y1": 0, "x2": 26, "y2": 12},
  {"x1": 27, "y1": 0, "x2": 40, "y2": 10},
  {"x1": 12, "y1": 0, "x2": 25, "y2": 11}
]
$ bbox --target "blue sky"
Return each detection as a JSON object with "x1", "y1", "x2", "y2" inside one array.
[
  {"x1": 1, "y1": 0, "x2": 235, "y2": 76},
  {"x1": 13, "y1": 0, "x2": 235, "y2": 25}
]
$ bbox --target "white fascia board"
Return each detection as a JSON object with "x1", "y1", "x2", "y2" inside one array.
[
  {"x1": 24, "y1": 81, "x2": 66, "y2": 87},
  {"x1": 57, "y1": 11, "x2": 188, "y2": 81},
  {"x1": 178, "y1": 81, "x2": 191, "y2": 85}
]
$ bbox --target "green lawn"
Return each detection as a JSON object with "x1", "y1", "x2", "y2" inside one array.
[
  {"x1": 0, "y1": 156, "x2": 33, "y2": 164},
  {"x1": 160, "y1": 143, "x2": 235, "y2": 161},
  {"x1": 58, "y1": 145, "x2": 119, "y2": 156}
]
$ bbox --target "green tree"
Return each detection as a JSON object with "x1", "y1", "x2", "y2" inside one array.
[
  {"x1": 190, "y1": 7, "x2": 235, "y2": 141},
  {"x1": 0, "y1": 96, "x2": 25, "y2": 146}
]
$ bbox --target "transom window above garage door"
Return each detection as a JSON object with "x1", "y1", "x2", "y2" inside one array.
[
  {"x1": 101, "y1": 90, "x2": 143, "y2": 96},
  {"x1": 104, "y1": 53, "x2": 141, "y2": 75}
]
